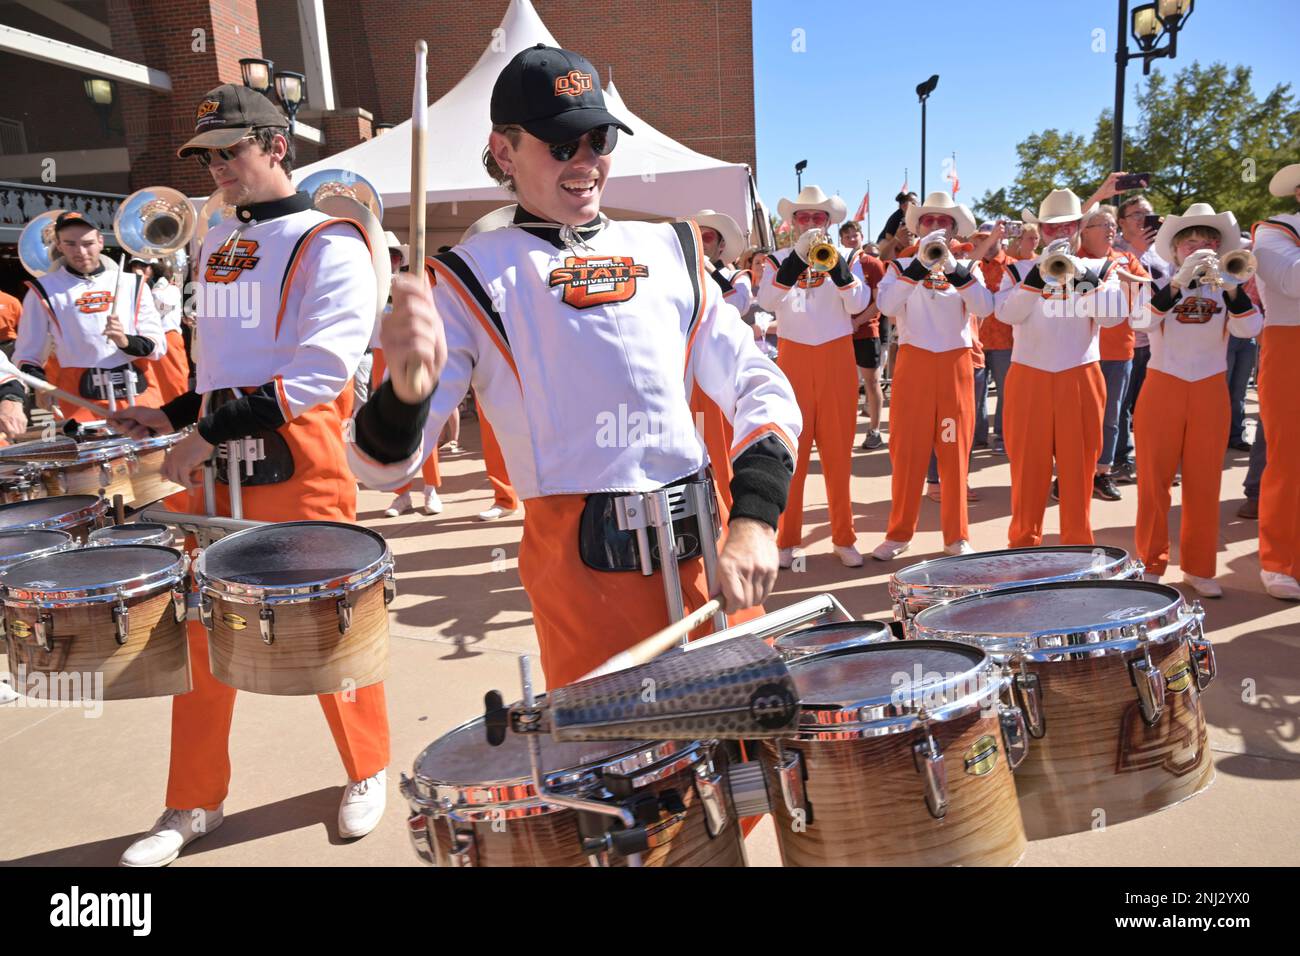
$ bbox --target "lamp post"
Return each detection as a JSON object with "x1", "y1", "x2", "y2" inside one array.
[
  {"x1": 83, "y1": 77, "x2": 114, "y2": 136},
  {"x1": 373, "y1": 122, "x2": 394, "y2": 136},
  {"x1": 274, "y1": 70, "x2": 307, "y2": 136},
  {"x1": 795, "y1": 159, "x2": 807, "y2": 193},
  {"x1": 239, "y1": 58, "x2": 274, "y2": 94},
  {"x1": 1112, "y1": 0, "x2": 1194, "y2": 171},
  {"x1": 916, "y1": 75, "x2": 938, "y2": 196}
]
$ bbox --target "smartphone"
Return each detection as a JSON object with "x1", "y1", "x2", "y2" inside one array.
[
  {"x1": 1143, "y1": 214, "x2": 1163, "y2": 234},
  {"x1": 1115, "y1": 172, "x2": 1152, "y2": 191},
  {"x1": 1000, "y1": 221, "x2": 1024, "y2": 239}
]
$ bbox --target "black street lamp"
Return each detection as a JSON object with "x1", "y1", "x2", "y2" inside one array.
[
  {"x1": 274, "y1": 70, "x2": 307, "y2": 136},
  {"x1": 83, "y1": 77, "x2": 115, "y2": 136},
  {"x1": 1112, "y1": 0, "x2": 1194, "y2": 171},
  {"x1": 795, "y1": 159, "x2": 807, "y2": 193},
  {"x1": 239, "y1": 58, "x2": 274, "y2": 94},
  {"x1": 916, "y1": 75, "x2": 939, "y2": 196}
]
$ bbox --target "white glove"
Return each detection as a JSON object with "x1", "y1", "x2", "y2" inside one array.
[
  {"x1": 794, "y1": 229, "x2": 822, "y2": 262},
  {"x1": 1173, "y1": 248, "x2": 1218, "y2": 288},
  {"x1": 919, "y1": 230, "x2": 957, "y2": 272},
  {"x1": 1038, "y1": 238, "x2": 1080, "y2": 285}
]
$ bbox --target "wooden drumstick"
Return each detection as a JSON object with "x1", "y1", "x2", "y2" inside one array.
[
  {"x1": 576, "y1": 597, "x2": 724, "y2": 682},
  {"x1": 401, "y1": 39, "x2": 433, "y2": 399},
  {"x1": 0, "y1": 353, "x2": 123, "y2": 423}
]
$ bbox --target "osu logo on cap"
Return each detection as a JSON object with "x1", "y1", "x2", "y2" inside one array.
[
  {"x1": 554, "y1": 70, "x2": 593, "y2": 97},
  {"x1": 76, "y1": 291, "x2": 114, "y2": 314},
  {"x1": 205, "y1": 239, "x2": 261, "y2": 284},
  {"x1": 196, "y1": 98, "x2": 221, "y2": 121},
  {"x1": 1172, "y1": 296, "x2": 1221, "y2": 324},
  {"x1": 549, "y1": 256, "x2": 649, "y2": 308}
]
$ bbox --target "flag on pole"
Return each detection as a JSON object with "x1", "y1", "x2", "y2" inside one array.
[
  {"x1": 945, "y1": 154, "x2": 959, "y2": 197},
  {"x1": 854, "y1": 189, "x2": 870, "y2": 222}
]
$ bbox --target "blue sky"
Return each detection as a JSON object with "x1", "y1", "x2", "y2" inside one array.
[{"x1": 753, "y1": 0, "x2": 1300, "y2": 229}]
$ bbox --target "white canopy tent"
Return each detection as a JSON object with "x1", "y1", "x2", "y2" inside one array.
[{"x1": 294, "y1": 0, "x2": 764, "y2": 250}]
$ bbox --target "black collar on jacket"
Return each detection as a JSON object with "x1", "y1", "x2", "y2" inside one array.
[
  {"x1": 235, "y1": 190, "x2": 313, "y2": 223},
  {"x1": 512, "y1": 204, "x2": 604, "y2": 249}
]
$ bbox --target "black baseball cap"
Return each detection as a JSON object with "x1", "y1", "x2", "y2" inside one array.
[
  {"x1": 491, "y1": 44, "x2": 632, "y2": 143},
  {"x1": 177, "y1": 83, "x2": 289, "y2": 158},
  {"x1": 53, "y1": 211, "x2": 96, "y2": 234}
]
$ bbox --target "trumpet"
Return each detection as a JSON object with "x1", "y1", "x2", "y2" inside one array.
[
  {"x1": 1040, "y1": 240, "x2": 1078, "y2": 285},
  {"x1": 918, "y1": 233, "x2": 951, "y2": 271},
  {"x1": 805, "y1": 230, "x2": 839, "y2": 272},
  {"x1": 1219, "y1": 249, "x2": 1257, "y2": 286}
]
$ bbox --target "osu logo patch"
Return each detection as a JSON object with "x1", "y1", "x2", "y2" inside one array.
[
  {"x1": 205, "y1": 239, "x2": 261, "y2": 284},
  {"x1": 796, "y1": 270, "x2": 828, "y2": 289},
  {"x1": 76, "y1": 291, "x2": 114, "y2": 314},
  {"x1": 554, "y1": 70, "x2": 593, "y2": 97},
  {"x1": 1173, "y1": 296, "x2": 1221, "y2": 324},
  {"x1": 923, "y1": 275, "x2": 951, "y2": 292},
  {"x1": 549, "y1": 256, "x2": 649, "y2": 308},
  {"x1": 196, "y1": 98, "x2": 221, "y2": 121},
  {"x1": 1039, "y1": 285, "x2": 1069, "y2": 301}
]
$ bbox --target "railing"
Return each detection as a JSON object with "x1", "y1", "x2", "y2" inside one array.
[
  {"x1": 0, "y1": 118, "x2": 27, "y2": 156},
  {"x1": 0, "y1": 180, "x2": 124, "y2": 230}
]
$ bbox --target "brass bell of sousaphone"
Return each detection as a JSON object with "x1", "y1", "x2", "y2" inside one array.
[
  {"x1": 196, "y1": 189, "x2": 236, "y2": 250},
  {"x1": 296, "y1": 168, "x2": 391, "y2": 320},
  {"x1": 17, "y1": 209, "x2": 65, "y2": 277},
  {"x1": 113, "y1": 185, "x2": 197, "y2": 260}
]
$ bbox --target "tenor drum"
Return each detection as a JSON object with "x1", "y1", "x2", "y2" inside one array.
[
  {"x1": 127, "y1": 432, "x2": 187, "y2": 508},
  {"x1": 773, "y1": 620, "x2": 893, "y2": 660},
  {"x1": 0, "y1": 529, "x2": 75, "y2": 569},
  {"x1": 402, "y1": 716, "x2": 745, "y2": 867},
  {"x1": 36, "y1": 438, "x2": 136, "y2": 502},
  {"x1": 1, "y1": 545, "x2": 190, "y2": 700},
  {"x1": 0, "y1": 495, "x2": 110, "y2": 542},
  {"x1": 890, "y1": 545, "x2": 1143, "y2": 625},
  {"x1": 89, "y1": 522, "x2": 176, "y2": 548},
  {"x1": 910, "y1": 580, "x2": 1215, "y2": 839},
  {"x1": 0, "y1": 463, "x2": 46, "y2": 503},
  {"x1": 196, "y1": 521, "x2": 394, "y2": 695},
  {"x1": 761, "y1": 640, "x2": 1028, "y2": 867}
]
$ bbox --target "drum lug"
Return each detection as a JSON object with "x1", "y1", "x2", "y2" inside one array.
[
  {"x1": 775, "y1": 746, "x2": 809, "y2": 820},
  {"x1": 172, "y1": 587, "x2": 187, "y2": 624},
  {"x1": 998, "y1": 703, "x2": 1030, "y2": 771},
  {"x1": 336, "y1": 595, "x2": 353, "y2": 635},
  {"x1": 99, "y1": 461, "x2": 111, "y2": 491},
  {"x1": 113, "y1": 588, "x2": 130, "y2": 646},
  {"x1": 397, "y1": 774, "x2": 439, "y2": 867},
  {"x1": 1187, "y1": 602, "x2": 1216, "y2": 690},
  {"x1": 384, "y1": 571, "x2": 396, "y2": 606},
  {"x1": 693, "y1": 761, "x2": 730, "y2": 839},
  {"x1": 912, "y1": 723, "x2": 949, "y2": 820},
  {"x1": 35, "y1": 610, "x2": 54, "y2": 653},
  {"x1": 1130, "y1": 629, "x2": 1166, "y2": 725},
  {"x1": 199, "y1": 593, "x2": 213, "y2": 630},
  {"x1": 1014, "y1": 661, "x2": 1046, "y2": 739},
  {"x1": 258, "y1": 604, "x2": 275, "y2": 645}
]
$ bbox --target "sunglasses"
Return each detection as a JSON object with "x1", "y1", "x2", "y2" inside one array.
[
  {"x1": 545, "y1": 125, "x2": 618, "y2": 162},
  {"x1": 192, "y1": 135, "x2": 257, "y2": 169}
]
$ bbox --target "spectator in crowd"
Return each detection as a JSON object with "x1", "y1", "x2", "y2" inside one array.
[
  {"x1": 971, "y1": 221, "x2": 1015, "y2": 453},
  {"x1": 841, "y1": 220, "x2": 887, "y2": 450},
  {"x1": 1224, "y1": 272, "x2": 1262, "y2": 453},
  {"x1": 877, "y1": 191, "x2": 918, "y2": 243}
]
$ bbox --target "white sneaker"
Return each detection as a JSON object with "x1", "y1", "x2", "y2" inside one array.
[
  {"x1": 1182, "y1": 573, "x2": 1222, "y2": 598},
  {"x1": 778, "y1": 547, "x2": 795, "y2": 570},
  {"x1": 120, "y1": 806, "x2": 223, "y2": 867},
  {"x1": 1260, "y1": 570, "x2": 1300, "y2": 601},
  {"x1": 944, "y1": 539, "x2": 975, "y2": 556},
  {"x1": 477, "y1": 505, "x2": 516, "y2": 521},
  {"x1": 420, "y1": 489, "x2": 443, "y2": 515},
  {"x1": 0, "y1": 680, "x2": 19, "y2": 705},
  {"x1": 1142, "y1": 572, "x2": 1162, "y2": 584},
  {"x1": 872, "y1": 539, "x2": 910, "y2": 562},
  {"x1": 338, "y1": 769, "x2": 387, "y2": 839},
  {"x1": 834, "y1": 544, "x2": 864, "y2": 568},
  {"x1": 383, "y1": 491, "x2": 412, "y2": 518}
]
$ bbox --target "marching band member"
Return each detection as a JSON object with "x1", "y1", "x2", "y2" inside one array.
[
  {"x1": 349, "y1": 44, "x2": 800, "y2": 686},
  {"x1": 842, "y1": 219, "x2": 887, "y2": 450},
  {"x1": 130, "y1": 257, "x2": 191, "y2": 403},
  {"x1": 11, "y1": 211, "x2": 166, "y2": 420},
  {"x1": 873, "y1": 192, "x2": 993, "y2": 560},
  {"x1": 1131, "y1": 204, "x2": 1262, "y2": 597},
  {"x1": 110, "y1": 83, "x2": 387, "y2": 865},
  {"x1": 756, "y1": 185, "x2": 869, "y2": 567},
  {"x1": 1252, "y1": 162, "x2": 1300, "y2": 600},
  {"x1": 994, "y1": 189, "x2": 1129, "y2": 548}
]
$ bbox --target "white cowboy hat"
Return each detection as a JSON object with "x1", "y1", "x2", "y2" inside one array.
[
  {"x1": 1269, "y1": 163, "x2": 1300, "y2": 198},
  {"x1": 904, "y1": 191, "x2": 976, "y2": 237},
  {"x1": 777, "y1": 185, "x2": 847, "y2": 226},
  {"x1": 1155, "y1": 202, "x2": 1243, "y2": 264},
  {"x1": 685, "y1": 209, "x2": 745, "y2": 264},
  {"x1": 460, "y1": 204, "x2": 518, "y2": 244},
  {"x1": 1035, "y1": 188, "x2": 1084, "y2": 225},
  {"x1": 1021, "y1": 208, "x2": 1039, "y2": 225}
]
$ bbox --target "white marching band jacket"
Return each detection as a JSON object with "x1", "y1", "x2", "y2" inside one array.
[
  {"x1": 876, "y1": 255, "x2": 995, "y2": 351},
  {"x1": 1253, "y1": 212, "x2": 1300, "y2": 326},
  {"x1": 1133, "y1": 277, "x2": 1263, "y2": 382},
  {"x1": 717, "y1": 264, "x2": 754, "y2": 316},
  {"x1": 152, "y1": 277, "x2": 184, "y2": 335},
  {"x1": 348, "y1": 215, "x2": 802, "y2": 500},
  {"x1": 15, "y1": 259, "x2": 165, "y2": 370},
  {"x1": 993, "y1": 256, "x2": 1130, "y2": 372},
  {"x1": 755, "y1": 247, "x2": 870, "y2": 345}
]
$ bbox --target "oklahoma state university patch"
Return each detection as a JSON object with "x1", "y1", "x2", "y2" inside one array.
[
  {"x1": 549, "y1": 256, "x2": 649, "y2": 309},
  {"x1": 205, "y1": 239, "x2": 261, "y2": 283}
]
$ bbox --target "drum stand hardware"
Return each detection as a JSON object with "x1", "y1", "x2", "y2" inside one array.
[
  {"x1": 687, "y1": 593, "x2": 854, "y2": 652},
  {"x1": 614, "y1": 478, "x2": 728, "y2": 634},
  {"x1": 1128, "y1": 623, "x2": 1167, "y2": 727},
  {"x1": 1013, "y1": 658, "x2": 1046, "y2": 739},
  {"x1": 135, "y1": 507, "x2": 264, "y2": 550},
  {"x1": 112, "y1": 587, "x2": 131, "y2": 645},
  {"x1": 725, "y1": 759, "x2": 772, "y2": 818},
  {"x1": 912, "y1": 715, "x2": 949, "y2": 820}
]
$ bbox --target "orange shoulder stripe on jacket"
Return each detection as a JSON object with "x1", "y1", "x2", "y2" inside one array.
[
  {"x1": 274, "y1": 217, "x2": 371, "y2": 339},
  {"x1": 1252, "y1": 219, "x2": 1300, "y2": 246},
  {"x1": 682, "y1": 219, "x2": 710, "y2": 372},
  {"x1": 23, "y1": 280, "x2": 60, "y2": 332},
  {"x1": 730, "y1": 421, "x2": 797, "y2": 462},
  {"x1": 427, "y1": 257, "x2": 521, "y2": 387}
]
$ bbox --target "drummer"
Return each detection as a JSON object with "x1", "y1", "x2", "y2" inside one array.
[
  {"x1": 348, "y1": 43, "x2": 802, "y2": 687},
  {"x1": 11, "y1": 211, "x2": 167, "y2": 420},
  {"x1": 109, "y1": 83, "x2": 388, "y2": 866}
]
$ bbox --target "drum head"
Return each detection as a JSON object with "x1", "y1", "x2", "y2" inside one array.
[
  {"x1": 0, "y1": 529, "x2": 72, "y2": 563},
  {"x1": 915, "y1": 580, "x2": 1182, "y2": 640},
  {"x1": 2, "y1": 545, "x2": 181, "y2": 591},
  {"x1": 0, "y1": 495, "x2": 102, "y2": 528},
  {"x1": 790, "y1": 640, "x2": 985, "y2": 709},
  {"x1": 90, "y1": 523, "x2": 173, "y2": 543},
  {"x1": 202, "y1": 521, "x2": 387, "y2": 588},
  {"x1": 775, "y1": 620, "x2": 892, "y2": 656},
  {"x1": 894, "y1": 546, "x2": 1131, "y2": 588}
]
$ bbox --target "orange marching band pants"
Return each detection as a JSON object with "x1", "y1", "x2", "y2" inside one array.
[
  {"x1": 154, "y1": 328, "x2": 192, "y2": 405},
  {"x1": 775, "y1": 336, "x2": 858, "y2": 550},
  {"x1": 53, "y1": 362, "x2": 163, "y2": 422},
  {"x1": 1133, "y1": 369, "x2": 1230, "y2": 578},
  {"x1": 1259, "y1": 325, "x2": 1300, "y2": 579},
  {"x1": 165, "y1": 396, "x2": 389, "y2": 812},
  {"x1": 885, "y1": 345, "x2": 974, "y2": 546},
  {"x1": 690, "y1": 385, "x2": 735, "y2": 511},
  {"x1": 1003, "y1": 361, "x2": 1105, "y2": 548},
  {"x1": 478, "y1": 398, "x2": 519, "y2": 511}
]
